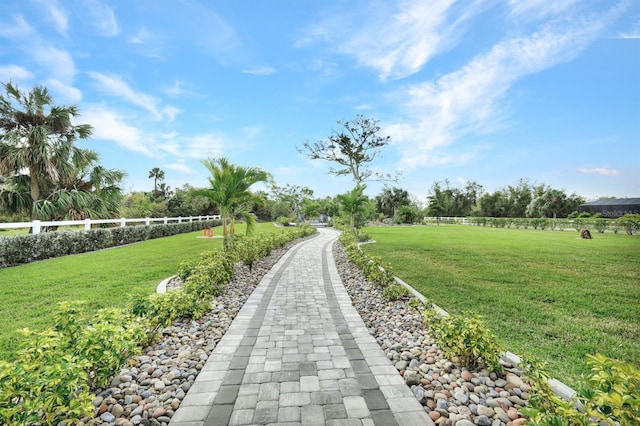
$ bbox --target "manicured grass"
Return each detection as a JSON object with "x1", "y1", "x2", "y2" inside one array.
[
  {"x1": 361, "y1": 225, "x2": 640, "y2": 387},
  {"x1": 0, "y1": 222, "x2": 283, "y2": 361}
]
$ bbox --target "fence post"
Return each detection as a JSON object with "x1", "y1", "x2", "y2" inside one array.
[
  {"x1": 121, "y1": 218, "x2": 126, "y2": 228},
  {"x1": 84, "y1": 218, "x2": 91, "y2": 231},
  {"x1": 32, "y1": 220, "x2": 41, "y2": 235},
  {"x1": 164, "y1": 217, "x2": 168, "y2": 224},
  {"x1": 145, "y1": 217, "x2": 151, "y2": 226}
]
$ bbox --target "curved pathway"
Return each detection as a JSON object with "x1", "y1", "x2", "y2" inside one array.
[{"x1": 169, "y1": 228, "x2": 433, "y2": 426}]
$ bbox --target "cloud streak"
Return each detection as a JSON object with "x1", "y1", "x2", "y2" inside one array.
[
  {"x1": 300, "y1": 0, "x2": 484, "y2": 81},
  {"x1": 387, "y1": 7, "x2": 621, "y2": 169},
  {"x1": 87, "y1": 72, "x2": 178, "y2": 120},
  {"x1": 578, "y1": 167, "x2": 620, "y2": 176}
]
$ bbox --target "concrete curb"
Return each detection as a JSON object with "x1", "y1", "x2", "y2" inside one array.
[{"x1": 156, "y1": 275, "x2": 176, "y2": 294}]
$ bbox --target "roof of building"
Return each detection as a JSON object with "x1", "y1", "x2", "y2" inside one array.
[{"x1": 580, "y1": 198, "x2": 640, "y2": 207}]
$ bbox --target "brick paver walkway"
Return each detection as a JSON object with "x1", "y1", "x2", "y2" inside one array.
[{"x1": 169, "y1": 228, "x2": 433, "y2": 426}]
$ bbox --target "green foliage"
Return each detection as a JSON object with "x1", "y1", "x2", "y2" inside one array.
[
  {"x1": 0, "y1": 220, "x2": 220, "y2": 267},
  {"x1": 381, "y1": 284, "x2": 411, "y2": 301},
  {"x1": 0, "y1": 301, "x2": 145, "y2": 425},
  {"x1": 407, "y1": 297, "x2": 422, "y2": 312},
  {"x1": 522, "y1": 354, "x2": 640, "y2": 425},
  {"x1": 619, "y1": 213, "x2": 640, "y2": 235},
  {"x1": 424, "y1": 308, "x2": 503, "y2": 371},
  {"x1": 144, "y1": 291, "x2": 212, "y2": 329}
]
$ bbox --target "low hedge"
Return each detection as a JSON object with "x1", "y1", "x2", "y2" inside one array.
[{"x1": 0, "y1": 220, "x2": 221, "y2": 268}]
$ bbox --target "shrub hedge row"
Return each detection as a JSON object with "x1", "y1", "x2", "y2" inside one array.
[
  {"x1": 467, "y1": 214, "x2": 640, "y2": 234},
  {"x1": 0, "y1": 220, "x2": 221, "y2": 268}
]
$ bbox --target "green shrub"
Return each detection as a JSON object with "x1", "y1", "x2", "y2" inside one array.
[
  {"x1": 143, "y1": 291, "x2": 212, "y2": 328},
  {"x1": 381, "y1": 284, "x2": 411, "y2": 301},
  {"x1": 619, "y1": 214, "x2": 640, "y2": 235},
  {"x1": 522, "y1": 354, "x2": 640, "y2": 425},
  {"x1": 0, "y1": 301, "x2": 145, "y2": 425},
  {"x1": 424, "y1": 308, "x2": 503, "y2": 371}
]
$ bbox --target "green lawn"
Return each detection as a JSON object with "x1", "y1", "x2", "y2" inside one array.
[
  {"x1": 0, "y1": 222, "x2": 282, "y2": 360},
  {"x1": 361, "y1": 224, "x2": 640, "y2": 387}
]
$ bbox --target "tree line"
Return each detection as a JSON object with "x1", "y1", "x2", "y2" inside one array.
[{"x1": 0, "y1": 82, "x2": 598, "y2": 234}]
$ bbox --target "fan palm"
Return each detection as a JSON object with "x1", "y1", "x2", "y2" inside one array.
[{"x1": 0, "y1": 82, "x2": 93, "y2": 219}]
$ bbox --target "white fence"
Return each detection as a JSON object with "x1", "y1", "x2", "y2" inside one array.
[{"x1": 0, "y1": 215, "x2": 221, "y2": 235}]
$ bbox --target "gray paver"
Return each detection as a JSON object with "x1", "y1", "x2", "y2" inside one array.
[{"x1": 169, "y1": 228, "x2": 433, "y2": 426}]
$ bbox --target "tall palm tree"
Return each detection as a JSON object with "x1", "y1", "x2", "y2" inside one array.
[
  {"x1": 148, "y1": 167, "x2": 165, "y2": 196},
  {"x1": 198, "y1": 157, "x2": 271, "y2": 245},
  {"x1": 0, "y1": 82, "x2": 92, "y2": 219}
]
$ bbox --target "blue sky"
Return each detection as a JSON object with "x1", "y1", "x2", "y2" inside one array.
[{"x1": 1, "y1": 0, "x2": 638, "y2": 203}]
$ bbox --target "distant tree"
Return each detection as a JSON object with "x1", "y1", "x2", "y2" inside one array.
[
  {"x1": 270, "y1": 184, "x2": 314, "y2": 219},
  {"x1": 375, "y1": 186, "x2": 410, "y2": 218},
  {"x1": 166, "y1": 184, "x2": 216, "y2": 217},
  {"x1": 148, "y1": 167, "x2": 166, "y2": 199},
  {"x1": 526, "y1": 189, "x2": 585, "y2": 218},
  {"x1": 395, "y1": 205, "x2": 418, "y2": 224},
  {"x1": 199, "y1": 157, "x2": 271, "y2": 244},
  {"x1": 424, "y1": 180, "x2": 483, "y2": 217},
  {"x1": 0, "y1": 82, "x2": 94, "y2": 220},
  {"x1": 297, "y1": 115, "x2": 395, "y2": 184}
]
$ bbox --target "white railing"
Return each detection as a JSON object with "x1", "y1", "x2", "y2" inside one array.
[
  {"x1": 0, "y1": 215, "x2": 221, "y2": 235},
  {"x1": 422, "y1": 216, "x2": 469, "y2": 225}
]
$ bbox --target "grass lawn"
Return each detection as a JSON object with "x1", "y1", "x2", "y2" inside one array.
[
  {"x1": 361, "y1": 224, "x2": 640, "y2": 387},
  {"x1": 0, "y1": 222, "x2": 282, "y2": 361}
]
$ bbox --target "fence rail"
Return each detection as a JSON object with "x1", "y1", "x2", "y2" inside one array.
[{"x1": 0, "y1": 215, "x2": 221, "y2": 235}]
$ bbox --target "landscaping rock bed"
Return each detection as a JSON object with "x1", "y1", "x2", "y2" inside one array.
[
  {"x1": 85, "y1": 243, "x2": 295, "y2": 426},
  {"x1": 333, "y1": 242, "x2": 529, "y2": 426}
]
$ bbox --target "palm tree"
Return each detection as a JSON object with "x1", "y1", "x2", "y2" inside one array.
[
  {"x1": 0, "y1": 82, "x2": 92, "y2": 219},
  {"x1": 337, "y1": 184, "x2": 368, "y2": 232},
  {"x1": 148, "y1": 167, "x2": 165, "y2": 197},
  {"x1": 198, "y1": 157, "x2": 271, "y2": 245},
  {"x1": 0, "y1": 147, "x2": 125, "y2": 224}
]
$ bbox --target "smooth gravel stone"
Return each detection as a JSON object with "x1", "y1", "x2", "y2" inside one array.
[
  {"x1": 456, "y1": 420, "x2": 475, "y2": 426},
  {"x1": 477, "y1": 405, "x2": 495, "y2": 417},
  {"x1": 101, "y1": 412, "x2": 116, "y2": 423},
  {"x1": 395, "y1": 360, "x2": 408, "y2": 371},
  {"x1": 475, "y1": 415, "x2": 492, "y2": 426}
]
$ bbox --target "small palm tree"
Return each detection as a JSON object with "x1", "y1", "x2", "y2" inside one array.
[
  {"x1": 198, "y1": 157, "x2": 271, "y2": 246},
  {"x1": 337, "y1": 184, "x2": 368, "y2": 232}
]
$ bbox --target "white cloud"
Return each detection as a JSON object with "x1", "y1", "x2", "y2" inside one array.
[
  {"x1": 164, "y1": 162, "x2": 195, "y2": 174},
  {"x1": 0, "y1": 65, "x2": 33, "y2": 82},
  {"x1": 33, "y1": 45, "x2": 75, "y2": 82},
  {"x1": 0, "y1": 15, "x2": 33, "y2": 38},
  {"x1": 508, "y1": 0, "x2": 579, "y2": 21},
  {"x1": 38, "y1": 0, "x2": 69, "y2": 35},
  {"x1": 299, "y1": 0, "x2": 483, "y2": 81},
  {"x1": 129, "y1": 26, "x2": 153, "y2": 44},
  {"x1": 182, "y1": 133, "x2": 225, "y2": 159},
  {"x1": 83, "y1": 0, "x2": 119, "y2": 36},
  {"x1": 388, "y1": 10, "x2": 619, "y2": 169},
  {"x1": 163, "y1": 80, "x2": 185, "y2": 96},
  {"x1": 578, "y1": 167, "x2": 620, "y2": 176},
  {"x1": 242, "y1": 66, "x2": 277, "y2": 76},
  {"x1": 87, "y1": 72, "x2": 177, "y2": 120},
  {"x1": 82, "y1": 105, "x2": 153, "y2": 156},
  {"x1": 45, "y1": 78, "x2": 82, "y2": 103}
]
